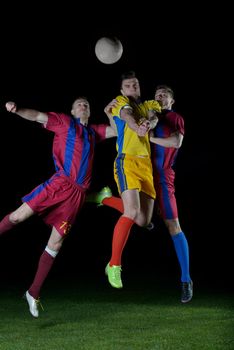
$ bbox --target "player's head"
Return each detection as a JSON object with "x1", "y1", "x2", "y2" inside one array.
[
  {"x1": 155, "y1": 85, "x2": 175, "y2": 110},
  {"x1": 71, "y1": 97, "x2": 90, "y2": 122},
  {"x1": 120, "y1": 70, "x2": 141, "y2": 100}
]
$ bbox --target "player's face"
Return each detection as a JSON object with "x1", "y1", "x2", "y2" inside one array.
[
  {"x1": 121, "y1": 78, "x2": 141, "y2": 99},
  {"x1": 71, "y1": 99, "x2": 90, "y2": 119},
  {"x1": 155, "y1": 89, "x2": 174, "y2": 110}
]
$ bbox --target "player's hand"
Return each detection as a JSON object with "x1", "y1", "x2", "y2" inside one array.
[
  {"x1": 104, "y1": 99, "x2": 117, "y2": 118},
  {"x1": 5, "y1": 101, "x2": 17, "y2": 113},
  {"x1": 148, "y1": 110, "x2": 159, "y2": 129},
  {"x1": 137, "y1": 119, "x2": 150, "y2": 137}
]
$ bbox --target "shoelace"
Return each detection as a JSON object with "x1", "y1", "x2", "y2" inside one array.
[
  {"x1": 36, "y1": 298, "x2": 44, "y2": 311},
  {"x1": 113, "y1": 267, "x2": 122, "y2": 280}
]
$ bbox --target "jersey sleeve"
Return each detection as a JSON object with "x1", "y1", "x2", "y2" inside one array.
[
  {"x1": 174, "y1": 113, "x2": 185, "y2": 135},
  {"x1": 111, "y1": 95, "x2": 131, "y2": 118},
  {"x1": 91, "y1": 124, "x2": 108, "y2": 143},
  {"x1": 145, "y1": 100, "x2": 162, "y2": 112},
  {"x1": 43, "y1": 112, "x2": 70, "y2": 133}
]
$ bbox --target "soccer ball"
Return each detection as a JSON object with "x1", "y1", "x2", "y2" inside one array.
[{"x1": 95, "y1": 37, "x2": 123, "y2": 64}]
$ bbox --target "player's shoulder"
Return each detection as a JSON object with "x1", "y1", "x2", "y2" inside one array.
[
  {"x1": 115, "y1": 95, "x2": 129, "y2": 104},
  {"x1": 47, "y1": 112, "x2": 73, "y2": 127},
  {"x1": 89, "y1": 123, "x2": 99, "y2": 130},
  {"x1": 48, "y1": 111, "x2": 70, "y2": 119},
  {"x1": 111, "y1": 95, "x2": 131, "y2": 117},
  {"x1": 168, "y1": 110, "x2": 184, "y2": 120}
]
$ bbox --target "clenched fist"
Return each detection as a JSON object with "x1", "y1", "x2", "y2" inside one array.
[{"x1": 5, "y1": 101, "x2": 17, "y2": 113}]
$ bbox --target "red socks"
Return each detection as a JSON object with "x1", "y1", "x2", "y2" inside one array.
[
  {"x1": 102, "y1": 196, "x2": 124, "y2": 213},
  {"x1": 110, "y1": 216, "x2": 134, "y2": 266},
  {"x1": 28, "y1": 250, "x2": 55, "y2": 299},
  {"x1": 0, "y1": 214, "x2": 15, "y2": 235}
]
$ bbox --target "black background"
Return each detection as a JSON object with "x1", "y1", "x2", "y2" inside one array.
[{"x1": 0, "y1": 4, "x2": 231, "y2": 289}]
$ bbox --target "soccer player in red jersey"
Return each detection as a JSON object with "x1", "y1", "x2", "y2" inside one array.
[
  {"x1": 0, "y1": 97, "x2": 116, "y2": 317},
  {"x1": 150, "y1": 85, "x2": 193, "y2": 303}
]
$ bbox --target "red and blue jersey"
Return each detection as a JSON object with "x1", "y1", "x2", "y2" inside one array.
[
  {"x1": 151, "y1": 110, "x2": 184, "y2": 219},
  {"x1": 21, "y1": 112, "x2": 107, "y2": 235},
  {"x1": 44, "y1": 112, "x2": 107, "y2": 190},
  {"x1": 151, "y1": 110, "x2": 184, "y2": 171}
]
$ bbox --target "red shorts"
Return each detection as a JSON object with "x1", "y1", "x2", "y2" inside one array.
[
  {"x1": 154, "y1": 168, "x2": 178, "y2": 220},
  {"x1": 22, "y1": 172, "x2": 86, "y2": 236}
]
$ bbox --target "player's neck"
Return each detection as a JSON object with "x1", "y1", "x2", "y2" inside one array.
[
  {"x1": 80, "y1": 117, "x2": 88, "y2": 126},
  {"x1": 128, "y1": 95, "x2": 141, "y2": 103}
]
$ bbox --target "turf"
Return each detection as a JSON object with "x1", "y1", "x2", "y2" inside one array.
[{"x1": 0, "y1": 276, "x2": 233, "y2": 350}]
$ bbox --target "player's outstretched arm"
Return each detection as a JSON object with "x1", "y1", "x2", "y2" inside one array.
[{"x1": 5, "y1": 101, "x2": 48, "y2": 124}]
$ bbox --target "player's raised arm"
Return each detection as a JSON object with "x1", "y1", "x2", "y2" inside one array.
[
  {"x1": 5, "y1": 101, "x2": 48, "y2": 124},
  {"x1": 104, "y1": 99, "x2": 118, "y2": 134}
]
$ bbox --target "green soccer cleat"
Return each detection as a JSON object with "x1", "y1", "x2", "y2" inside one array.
[
  {"x1": 105, "y1": 263, "x2": 123, "y2": 289},
  {"x1": 86, "y1": 186, "x2": 112, "y2": 206}
]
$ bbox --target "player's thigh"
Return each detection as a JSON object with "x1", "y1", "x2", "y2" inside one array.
[
  {"x1": 10, "y1": 203, "x2": 34, "y2": 223},
  {"x1": 47, "y1": 226, "x2": 65, "y2": 251},
  {"x1": 121, "y1": 189, "x2": 141, "y2": 218},
  {"x1": 139, "y1": 191, "x2": 155, "y2": 224}
]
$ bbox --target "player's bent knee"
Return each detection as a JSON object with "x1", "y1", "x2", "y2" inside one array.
[
  {"x1": 165, "y1": 219, "x2": 181, "y2": 235},
  {"x1": 135, "y1": 217, "x2": 150, "y2": 227},
  {"x1": 9, "y1": 213, "x2": 22, "y2": 225},
  {"x1": 48, "y1": 236, "x2": 64, "y2": 252}
]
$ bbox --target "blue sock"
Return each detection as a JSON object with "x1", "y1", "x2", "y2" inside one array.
[{"x1": 172, "y1": 232, "x2": 191, "y2": 282}]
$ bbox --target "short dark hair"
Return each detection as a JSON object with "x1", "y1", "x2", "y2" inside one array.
[
  {"x1": 155, "y1": 85, "x2": 174, "y2": 98},
  {"x1": 120, "y1": 70, "x2": 137, "y2": 86},
  {"x1": 74, "y1": 96, "x2": 88, "y2": 102},
  {"x1": 72, "y1": 96, "x2": 89, "y2": 109}
]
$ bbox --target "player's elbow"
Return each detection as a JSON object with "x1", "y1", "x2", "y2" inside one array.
[
  {"x1": 174, "y1": 140, "x2": 182, "y2": 148},
  {"x1": 174, "y1": 134, "x2": 183, "y2": 148}
]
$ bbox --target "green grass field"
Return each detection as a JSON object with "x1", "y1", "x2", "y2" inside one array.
[{"x1": 0, "y1": 275, "x2": 233, "y2": 350}]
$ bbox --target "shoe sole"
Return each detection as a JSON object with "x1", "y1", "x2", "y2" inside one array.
[{"x1": 181, "y1": 297, "x2": 193, "y2": 303}]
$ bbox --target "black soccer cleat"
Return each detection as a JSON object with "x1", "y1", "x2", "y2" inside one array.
[{"x1": 181, "y1": 281, "x2": 193, "y2": 303}]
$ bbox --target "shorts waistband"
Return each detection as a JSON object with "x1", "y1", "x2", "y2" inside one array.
[
  {"x1": 116, "y1": 153, "x2": 151, "y2": 161},
  {"x1": 55, "y1": 171, "x2": 87, "y2": 193}
]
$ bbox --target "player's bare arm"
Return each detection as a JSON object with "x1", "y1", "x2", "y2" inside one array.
[
  {"x1": 105, "y1": 126, "x2": 117, "y2": 138},
  {"x1": 5, "y1": 101, "x2": 48, "y2": 124},
  {"x1": 104, "y1": 99, "x2": 118, "y2": 134},
  {"x1": 120, "y1": 108, "x2": 149, "y2": 137},
  {"x1": 150, "y1": 131, "x2": 184, "y2": 148}
]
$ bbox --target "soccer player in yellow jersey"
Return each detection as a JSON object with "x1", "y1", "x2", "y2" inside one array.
[{"x1": 103, "y1": 71, "x2": 161, "y2": 288}]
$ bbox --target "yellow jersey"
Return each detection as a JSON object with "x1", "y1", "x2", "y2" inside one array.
[{"x1": 111, "y1": 95, "x2": 161, "y2": 156}]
